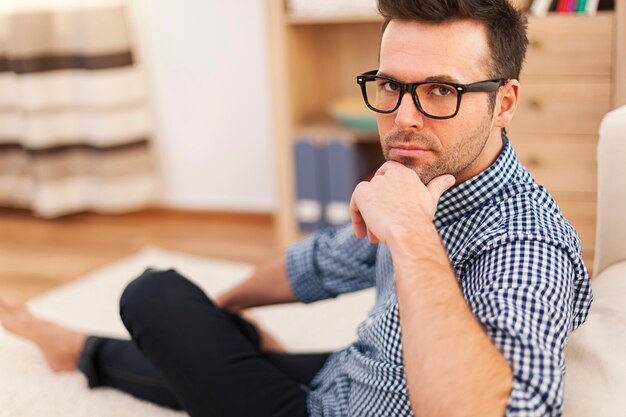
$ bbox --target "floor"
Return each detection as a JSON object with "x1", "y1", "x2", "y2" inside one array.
[
  {"x1": 1, "y1": 205, "x2": 597, "y2": 302},
  {"x1": 0, "y1": 208, "x2": 278, "y2": 302}
]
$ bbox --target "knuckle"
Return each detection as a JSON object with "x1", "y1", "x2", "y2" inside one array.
[{"x1": 354, "y1": 181, "x2": 369, "y2": 191}]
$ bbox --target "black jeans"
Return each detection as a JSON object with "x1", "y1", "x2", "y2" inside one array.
[{"x1": 77, "y1": 268, "x2": 333, "y2": 417}]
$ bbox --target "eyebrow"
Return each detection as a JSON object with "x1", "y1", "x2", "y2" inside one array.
[{"x1": 376, "y1": 71, "x2": 462, "y2": 84}]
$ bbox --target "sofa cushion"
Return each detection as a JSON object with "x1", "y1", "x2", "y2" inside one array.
[{"x1": 564, "y1": 261, "x2": 626, "y2": 416}]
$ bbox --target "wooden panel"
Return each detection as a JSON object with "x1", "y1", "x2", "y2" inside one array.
[
  {"x1": 287, "y1": 22, "x2": 381, "y2": 123},
  {"x1": 524, "y1": 12, "x2": 614, "y2": 76},
  {"x1": 555, "y1": 198, "x2": 597, "y2": 276},
  {"x1": 287, "y1": 14, "x2": 382, "y2": 25},
  {"x1": 512, "y1": 136, "x2": 597, "y2": 193},
  {"x1": 508, "y1": 82, "x2": 611, "y2": 135},
  {"x1": 286, "y1": 25, "x2": 327, "y2": 124},
  {"x1": 268, "y1": 0, "x2": 299, "y2": 247},
  {"x1": 614, "y1": 0, "x2": 626, "y2": 107},
  {"x1": 317, "y1": 23, "x2": 382, "y2": 110}
]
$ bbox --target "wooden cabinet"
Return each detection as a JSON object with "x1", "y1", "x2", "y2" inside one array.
[
  {"x1": 523, "y1": 13, "x2": 613, "y2": 76},
  {"x1": 268, "y1": 0, "x2": 624, "y2": 273},
  {"x1": 509, "y1": 12, "x2": 615, "y2": 269}
]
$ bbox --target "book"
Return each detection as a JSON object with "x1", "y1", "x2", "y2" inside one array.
[
  {"x1": 316, "y1": 140, "x2": 331, "y2": 229},
  {"x1": 549, "y1": 0, "x2": 560, "y2": 11},
  {"x1": 564, "y1": 0, "x2": 573, "y2": 11},
  {"x1": 598, "y1": 0, "x2": 615, "y2": 11},
  {"x1": 557, "y1": 0, "x2": 570, "y2": 12},
  {"x1": 293, "y1": 137, "x2": 324, "y2": 231},
  {"x1": 530, "y1": 0, "x2": 554, "y2": 15},
  {"x1": 585, "y1": 0, "x2": 600, "y2": 14},
  {"x1": 323, "y1": 137, "x2": 372, "y2": 227}
]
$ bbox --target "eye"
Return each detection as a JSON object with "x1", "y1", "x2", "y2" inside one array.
[
  {"x1": 429, "y1": 84, "x2": 455, "y2": 96},
  {"x1": 381, "y1": 80, "x2": 400, "y2": 92}
]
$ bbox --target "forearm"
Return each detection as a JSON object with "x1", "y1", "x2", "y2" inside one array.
[
  {"x1": 215, "y1": 253, "x2": 297, "y2": 312},
  {"x1": 389, "y1": 224, "x2": 512, "y2": 417}
]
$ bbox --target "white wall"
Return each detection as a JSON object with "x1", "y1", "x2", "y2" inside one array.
[{"x1": 129, "y1": 0, "x2": 276, "y2": 212}]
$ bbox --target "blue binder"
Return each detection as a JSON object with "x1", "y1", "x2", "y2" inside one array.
[
  {"x1": 293, "y1": 137, "x2": 324, "y2": 230},
  {"x1": 324, "y1": 138, "x2": 371, "y2": 227}
]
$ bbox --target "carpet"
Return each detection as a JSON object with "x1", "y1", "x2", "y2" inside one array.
[{"x1": 0, "y1": 247, "x2": 375, "y2": 417}]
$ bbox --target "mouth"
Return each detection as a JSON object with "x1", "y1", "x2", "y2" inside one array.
[{"x1": 388, "y1": 144, "x2": 431, "y2": 159}]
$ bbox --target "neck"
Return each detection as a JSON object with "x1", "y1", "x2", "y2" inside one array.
[{"x1": 454, "y1": 128, "x2": 505, "y2": 184}]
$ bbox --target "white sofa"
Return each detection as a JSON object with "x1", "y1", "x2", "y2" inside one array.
[{"x1": 564, "y1": 105, "x2": 626, "y2": 416}]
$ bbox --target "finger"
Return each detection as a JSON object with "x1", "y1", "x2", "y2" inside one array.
[
  {"x1": 213, "y1": 296, "x2": 225, "y2": 309},
  {"x1": 239, "y1": 310, "x2": 258, "y2": 324},
  {"x1": 374, "y1": 160, "x2": 403, "y2": 176},
  {"x1": 368, "y1": 230, "x2": 380, "y2": 244},
  {"x1": 426, "y1": 174, "x2": 456, "y2": 201},
  {"x1": 374, "y1": 162, "x2": 390, "y2": 176},
  {"x1": 349, "y1": 189, "x2": 367, "y2": 239}
]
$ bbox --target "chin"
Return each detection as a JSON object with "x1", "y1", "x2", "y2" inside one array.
[
  {"x1": 385, "y1": 153, "x2": 441, "y2": 184},
  {"x1": 388, "y1": 155, "x2": 415, "y2": 166},
  {"x1": 411, "y1": 166, "x2": 441, "y2": 185}
]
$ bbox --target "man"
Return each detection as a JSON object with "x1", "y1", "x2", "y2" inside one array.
[{"x1": 0, "y1": 0, "x2": 591, "y2": 416}]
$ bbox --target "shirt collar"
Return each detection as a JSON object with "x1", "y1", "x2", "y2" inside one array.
[{"x1": 433, "y1": 134, "x2": 521, "y2": 228}]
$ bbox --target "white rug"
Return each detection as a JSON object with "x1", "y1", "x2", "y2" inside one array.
[{"x1": 0, "y1": 247, "x2": 375, "y2": 417}]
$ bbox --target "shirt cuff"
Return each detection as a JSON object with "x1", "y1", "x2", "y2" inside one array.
[
  {"x1": 285, "y1": 231, "x2": 335, "y2": 304},
  {"x1": 504, "y1": 375, "x2": 559, "y2": 416}
]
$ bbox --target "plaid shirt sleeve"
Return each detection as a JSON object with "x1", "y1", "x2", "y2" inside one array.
[
  {"x1": 463, "y1": 239, "x2": 577, "y2": 417},
  {"x1": 285, "y1": 224, "x2": 378, "y2": 304}
]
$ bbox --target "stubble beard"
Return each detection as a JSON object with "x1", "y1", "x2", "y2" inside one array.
[{"x1": 381, "y1": 113, "x2": 493, "y2": 185}]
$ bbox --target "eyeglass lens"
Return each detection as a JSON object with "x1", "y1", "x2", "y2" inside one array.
[{"x1": 364, "y1": 78, "x2": 458, "y2": 117}]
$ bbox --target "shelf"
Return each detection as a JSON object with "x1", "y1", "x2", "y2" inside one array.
[
  {"x1": 286, "y1": 13, "x2": 382, "y2": 26},
  {"x1": 270, "y1": 0, "x2": 624, "y2": 253},
  {"x1": 295, "y1": 117, "x2": 379, "y2": 144},
  {"x1": 285, "y1": 9, "x2": 615, "y2": 26}
]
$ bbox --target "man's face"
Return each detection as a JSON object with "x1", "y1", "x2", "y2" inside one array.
[{"x1": 377, "y1": 19, "x2": 498, "y2": 185}]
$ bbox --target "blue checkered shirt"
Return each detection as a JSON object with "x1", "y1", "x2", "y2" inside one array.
[{"x1": 286, "y1": 135, "x2": 592, "y2": 417}]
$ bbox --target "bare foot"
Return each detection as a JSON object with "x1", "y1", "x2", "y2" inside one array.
[
  {"x1": 0, "y1": 298, "x2": 86, "y2": 372},
  {"x1": 239, "y1": 311, "x2": 288, "y2": 354}
]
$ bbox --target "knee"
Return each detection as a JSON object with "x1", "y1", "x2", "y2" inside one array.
[{"x1": 120, "y1": 268, "x2": 210, "y2": 328}]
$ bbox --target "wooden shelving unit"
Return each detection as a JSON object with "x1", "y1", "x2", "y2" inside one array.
[{"x1": 267, "y1": 0, "x2": 625, "y2": 271}]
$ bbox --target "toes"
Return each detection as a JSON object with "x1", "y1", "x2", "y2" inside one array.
[
  {"x1": 0, "y1": 298, "x2": 26, "y2": 314},
  {"x1": 0, "y1": 299, "x2": 31, "y2": 333}
]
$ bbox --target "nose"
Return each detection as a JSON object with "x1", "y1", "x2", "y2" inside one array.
[{"x1": 394, "y1": 90, "x2": 425, "y2": 131}]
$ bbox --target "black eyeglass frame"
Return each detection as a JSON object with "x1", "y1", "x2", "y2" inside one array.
[{"x1": 356, "y1": 70, "x2": 509, "y2": 120}]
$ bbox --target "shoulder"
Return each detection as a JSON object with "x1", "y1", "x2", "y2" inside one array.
[
  {"x1": 450, "y1": 180, "x2": 585, "y2": 274},
  {"x1": 496, "y1": 182, "x2": 582, "y2": 254}
]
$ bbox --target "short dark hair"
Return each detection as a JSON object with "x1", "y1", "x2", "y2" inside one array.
[{"x1": 377, "y1": 0, "x2": 528, "y2": 81}]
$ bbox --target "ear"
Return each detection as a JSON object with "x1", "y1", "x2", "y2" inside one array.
[{"x1": 494, "y1": 79, "x2": 520, "y2": 129}]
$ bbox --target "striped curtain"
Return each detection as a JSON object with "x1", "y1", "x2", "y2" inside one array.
[{"x1": 0, "y1": 0, "x2": 159, "y2": 217}]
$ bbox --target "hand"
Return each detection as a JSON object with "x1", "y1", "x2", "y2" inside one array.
[
  {"x1": 214, "y1": 293, "x2": 241, "y2": 313},
  {"x1": 213, "y1": 296, "x2": 287, "y2": 353},
  {"x1": 349, "y1": 161, "x2": 455, "y2": 244}
]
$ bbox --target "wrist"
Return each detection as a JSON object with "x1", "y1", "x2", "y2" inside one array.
[
  {"x1": 215, "y1": 287, "x2": 248, "y2": 312},
  {"x1": 387, "y1": 219, "x2": 438, "y2": 257},
  {"x1": 387, "y1": 220, "x2": 453, "y2": 282}
]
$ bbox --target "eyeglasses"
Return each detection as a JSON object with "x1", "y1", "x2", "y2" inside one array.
[{"x1": 356, "y1": 70, "x2": 508, "y2": 119}]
